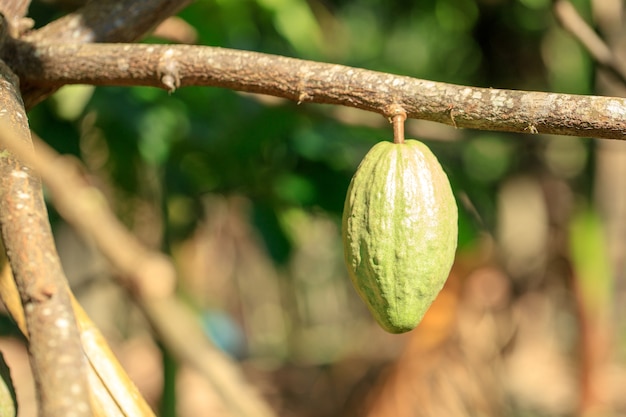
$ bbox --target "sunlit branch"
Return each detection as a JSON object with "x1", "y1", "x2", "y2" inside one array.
[{"x1": 8, "y1": 42, "x2": 626, "y2": 140}]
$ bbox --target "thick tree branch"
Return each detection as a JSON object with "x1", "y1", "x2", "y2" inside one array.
[
  {"x1": 9, "y1": 42, "x2": 626, "y2": 140},
  {"x1": 15, "y1": 0, "x2": 191, "y2": 108},
  {"x1": 23, "y1": 0, "x2": 191, "y2": 43},
  {"x1": 0, "y1": 61, "x2": 92, "y2": 415}
]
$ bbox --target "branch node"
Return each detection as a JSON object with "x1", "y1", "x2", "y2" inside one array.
[
  {"x1": 297, "y1": 91, "x2": 311, "y2": 105},
  {"x1": 526, "y1": 123, "x2": 539, "y2": 134},
  {"x1": 446, "y1": 104, "x2": 459, "y2": 128},
  {"x1": 384, "y1": 104, "x2": 407, "y2": 121},
  {"x1": 29, "y1": 282, "x2": 57, "y2": 303},
  {"x1": 157, "y1": 48, "x2": 181, "y2": 93}
]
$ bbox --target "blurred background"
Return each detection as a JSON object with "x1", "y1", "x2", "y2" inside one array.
[{"x1": 1, "y1": 0, "x2": 625, "y2": 416}]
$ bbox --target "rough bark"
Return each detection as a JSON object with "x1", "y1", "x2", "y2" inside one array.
[
  {"x1": 0, "y1": 61, "x2": 92, "y2": 416},
  {"x1": 7, "y1": 42, "x2": 626, "y2": 140}
]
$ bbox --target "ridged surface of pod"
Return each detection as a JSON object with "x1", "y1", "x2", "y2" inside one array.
[{"x1": 342, "y1": 140, "x2": 458, "y2": 333}]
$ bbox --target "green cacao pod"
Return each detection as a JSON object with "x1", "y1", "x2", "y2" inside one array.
[{"x1": 342, "y1": 140, "x2": 457, "y2": 333}]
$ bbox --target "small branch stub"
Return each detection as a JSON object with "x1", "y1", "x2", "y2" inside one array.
[{"x1": 157, "y1": 49, "x2": 181, "y2": 93}]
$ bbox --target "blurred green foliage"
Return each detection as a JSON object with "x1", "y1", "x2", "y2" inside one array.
[
  {"x1": 26, "y1": 0, "x2": 596, "y2": 353},
  {"x1": 28, "y1": 0, "x2": 594, "y2": 246}
]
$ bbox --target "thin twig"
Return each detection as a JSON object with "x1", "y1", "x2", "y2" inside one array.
[
  {"x1": 553, "y1": 0, "x2": 626, "y2": 85},
  {"x1": 8, "y1": 42, "x2": 626, "y2": 140},
  {"x1": 27, "y1": 131, "x2": 178, "y2": 300}
]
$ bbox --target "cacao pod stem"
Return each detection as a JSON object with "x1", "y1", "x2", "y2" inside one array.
[{"x1": 390, "y1": 107, "x2": 407, "y2": 144}]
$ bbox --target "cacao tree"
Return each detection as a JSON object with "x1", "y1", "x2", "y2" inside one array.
[{"x1": 0, "y1": 0, "x2": 623, "y2": 416}]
